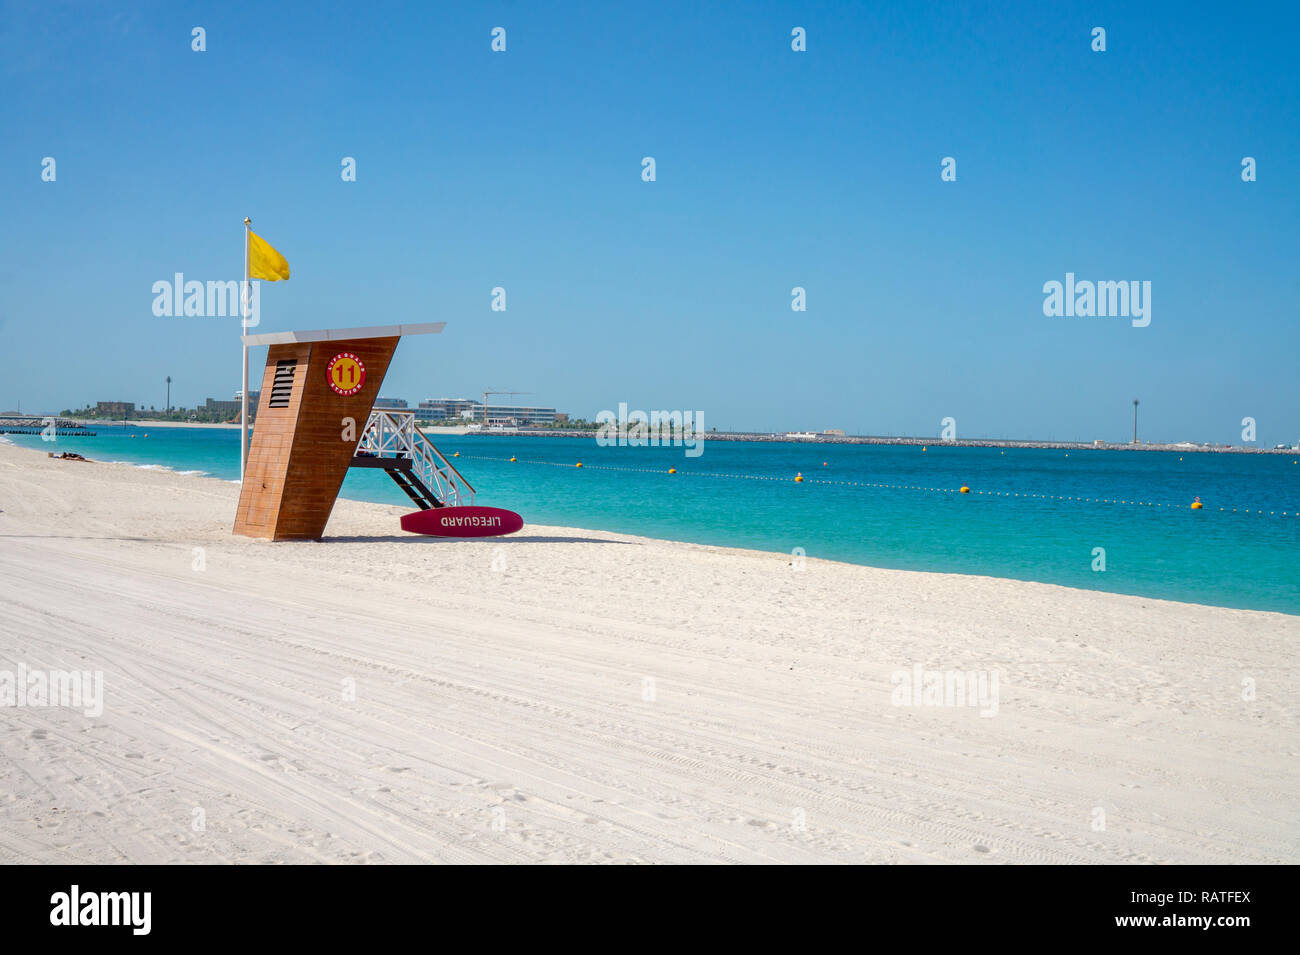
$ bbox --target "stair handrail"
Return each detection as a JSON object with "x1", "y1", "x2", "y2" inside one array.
[
  {"x1": 359, "y1": 411, "x2": 474, "y2": 507},
  {"x1": 412, "y1": 422, "x2": 475, "y2": 496}
]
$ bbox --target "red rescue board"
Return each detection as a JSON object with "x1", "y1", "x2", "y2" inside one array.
[{"x1": 400, "y1": 506, "x2": 524, "y2": 538}]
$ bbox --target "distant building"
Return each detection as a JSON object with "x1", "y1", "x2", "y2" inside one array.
[
  {"x1": 416, "y1": 398, "x2": 479, "y2": 421},
  {"x1": 415, "y1": 397, "x2": 559, "y2": 426},
  {"x1": 205, "y1": 391, "x2": 260, "y2": 419},
  {"x1": 483, "y1": 404, "x2": 558, "y2": 426},
  {"x1": 204, "y1": 398, "x2": 240, "y2": 416},
  {"x1": 821, "y1": 429, "x2": 846, "y2": 436},
  {"x1": 96, "y1": 401, "x2": 135, "y2": 416},
  {"x1": 373, "y1": 397, "x2": 408, "y2": 409}
]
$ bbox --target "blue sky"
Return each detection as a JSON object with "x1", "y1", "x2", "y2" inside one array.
[{"x1": 2, "y1": 0, "x2": 1297, "y2": 443}]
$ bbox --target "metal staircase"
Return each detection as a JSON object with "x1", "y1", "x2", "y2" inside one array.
[{"x1": 351, "y1": 410, "x2": 475, "y2": 510}]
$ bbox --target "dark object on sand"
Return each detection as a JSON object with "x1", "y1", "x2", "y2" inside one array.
[{"x1": 48, "y1": 451, "x2": 88, "y2": 461}]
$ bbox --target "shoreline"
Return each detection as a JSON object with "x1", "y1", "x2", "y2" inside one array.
[
  {"x1": 7, "y1": 417, "x2": 1293, "y2": 451},
  {"x1": 10, "y1": 441, "x2": 1295, "y2": 616},
  {"x1": 0, "y1": 418, "x2": 244, "y2": 430},
  {"x1": 2, "y1": 418, "x2": 473, "y2": 436}
]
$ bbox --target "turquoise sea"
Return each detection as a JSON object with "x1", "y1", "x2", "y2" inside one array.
[{"x1": 7, "y1": 426, "x2": 1299, "y2": 615}]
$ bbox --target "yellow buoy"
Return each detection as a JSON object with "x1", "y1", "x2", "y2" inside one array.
[
  {"x1": 794, "y1": 472, "x2": 804, "y2": 482},
  {"x1": 575, "y1": 462, "x2": 583, "y2": 468},
  {"x1": 509, "y1": 456, "x2": 516, "y2": 462},
  {"x1": 1191, "y1": 501, "x2": 1203, "y2": 509},
  {"x1": 959, "y1": 486, "x2": 970, "y2": 493},
  {"x1": 453, "y1": 451, "x2": 459, "y2": 457},
  {"x1": 921, "y1": 446, "x2": 927, "y2": 452},
  {"x1": 668, "y1": 467, "x2": 677, "y2": 474}
]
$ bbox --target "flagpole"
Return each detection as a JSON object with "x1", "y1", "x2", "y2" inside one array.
[{"x1": 241, "y1": 217, "x2": 251, "y2": 479}]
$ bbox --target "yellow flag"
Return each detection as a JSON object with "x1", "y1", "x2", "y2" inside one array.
[{"x1": 248, "y1": 230, "x2": 290, "y2": 281}]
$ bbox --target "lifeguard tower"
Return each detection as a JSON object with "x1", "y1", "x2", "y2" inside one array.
[{"x1": 233, "y1": 323, "x2": 475, "y2": 541}]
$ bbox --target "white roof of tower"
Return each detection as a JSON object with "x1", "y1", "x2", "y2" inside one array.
[{"x1": 242, "y1": 322, "x2": 445, "y2": 346}]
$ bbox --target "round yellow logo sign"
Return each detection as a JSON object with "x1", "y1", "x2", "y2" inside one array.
[{"x1": 326, "y1": 352, "x2": 366, "y2": 396}]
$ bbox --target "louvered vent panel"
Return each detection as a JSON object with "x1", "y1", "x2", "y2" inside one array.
[{"x1": 269, "y1": 359, "x2": 297, "y2": 408}]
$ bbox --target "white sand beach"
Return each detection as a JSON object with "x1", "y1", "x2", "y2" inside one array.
[{"x1": 1, "y1": 441, "x2": 1296, "y2": 864}]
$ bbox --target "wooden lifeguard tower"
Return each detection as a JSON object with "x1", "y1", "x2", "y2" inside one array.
[{"x1": 233, "y1": 323, "x2": 473, "y2": 541}]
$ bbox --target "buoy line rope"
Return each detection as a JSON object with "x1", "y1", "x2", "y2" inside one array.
[{"x1": 450, "y1": 454, "x2": 1299, "y2": 517}]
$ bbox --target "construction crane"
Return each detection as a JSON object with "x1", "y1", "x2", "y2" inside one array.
[{"x1": 481, "y1": 389, "x2": 533, "y2": 427}]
